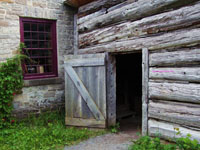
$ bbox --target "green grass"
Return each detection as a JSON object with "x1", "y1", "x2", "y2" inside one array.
[{"x1": 0, "y1": 111, "x2": 106, "y2": 150}]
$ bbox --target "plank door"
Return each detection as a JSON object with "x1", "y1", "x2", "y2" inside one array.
[{"x1": 64, "y1": 54, "x2": 106, "y2": 128}]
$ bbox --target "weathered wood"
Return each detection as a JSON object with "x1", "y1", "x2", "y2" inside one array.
[
  {"x1": 106, "y1": 53, "x2": 116, "y2": 127},
  {"x1": 148, "y1": 119, "x2": 200, "y2": 142},
  {"x1": 142, "y1": 48, "x2": 149, "y2": 135},
  {"x1": 78, "y1": 0, "x2": 199, "y2": 33},
  {"x1": 78, "y1": 28, "x2": 200, "y2": 54},
  {"x1": 65, "y1": 117, "x2": 106, "y2": 128},
  {"x1": 150, "y1": 49, "x2": 200, "y2": 67},
  {"x1": 74, "y1": 14, "x2": 78, "y2": 55},
  {"x1": 150, "y1": 67, "x2": 200, "y2": 83},
  {"x1": 65, "y1": 65, "x2": 105, "y2": 120},
  {"x1": 64, "y1": 0, "x2": 94, "y2": 8},
  {"x1": 149, "y1": 100, "x2": 200, "y2": 128},
  {"x1": 65, "y1": 58, "x2": 105, "y2": 67},
  {"x1": 78, "y1": 0, "x2": 127, "y2": 18},
  {"x1": 65, "y1": 54, "x2": 107, "y2": 128},
  {"x1": 149, "y1": 82, "x2": 200, "y2": 104},
  {"x1": 79, "y1": 2, "x2": 200, "y2": 48}
]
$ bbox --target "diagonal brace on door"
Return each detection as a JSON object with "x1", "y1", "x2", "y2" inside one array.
[{"x1": 65, "y1": 65, "x2": 105, "y2": 121}]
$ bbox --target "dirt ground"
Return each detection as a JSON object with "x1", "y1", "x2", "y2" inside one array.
[{"x1": 65, "y1": 117, "x2": 141, "y2": 150}]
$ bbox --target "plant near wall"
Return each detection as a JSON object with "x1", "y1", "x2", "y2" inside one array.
[{"x1": 0, "y1": 43, "x2": 27, "y2": 129}]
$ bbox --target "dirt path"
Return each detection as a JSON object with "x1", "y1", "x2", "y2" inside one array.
[{"x1": 65, "y1": 121, "x2": 140, "y2": 150}]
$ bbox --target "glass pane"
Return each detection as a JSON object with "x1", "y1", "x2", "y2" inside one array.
[
  {"x1": 24, "y1": 23, "x2": 30, "y2": 31},
  {"x1": 46, "y1": 41, "x2": 51, "y2": 48},
  {"x1": 31, "y1": 24, "x2": 37, "y2": 31},
  {"x1": 24, "y1": 32, "x2": 31, "y2": 39},
  {"x1": 32, "y1": 32, "x2": 38, "y2": 40},
  {"x1": 45, "y1": 24, "x2": 51, "y2": 32},
  {"x1": 32, "y1": 41, "x2": 38, "y2": 48},
  {"x1": 38, "y1": 24, "x2": 45, "y2": 32},
  {"x1": 46, "y1": 58, "x2": 52, "y2": 65},
  {"x1": 46, "y1": 33, "x2": 51, "y2": 40},
  {"x1": 39, "y1": 33, "x2": 45, "y2": 40},
  {"x1": 44, "y1": 65, "x2": 52, "y2": 73},
  {"x1": 39, "y1": 41, "x2": 45, "y2": 48},
  {"x1": 24, "y1": 41, "x2": 31, "y2": 48}
]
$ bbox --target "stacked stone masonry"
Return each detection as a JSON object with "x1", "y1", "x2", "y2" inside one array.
[{"x1": 0, "y1": 0, "x2": 75, "y2": 117}]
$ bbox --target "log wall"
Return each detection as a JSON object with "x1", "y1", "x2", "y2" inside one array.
[{"x1": 76, "y1": 0, "x2": 200, "y2": 141}]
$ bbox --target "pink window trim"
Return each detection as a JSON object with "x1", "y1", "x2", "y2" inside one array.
[{"x1": 20, "y1": 17, "x2": 58, "y2": 80}]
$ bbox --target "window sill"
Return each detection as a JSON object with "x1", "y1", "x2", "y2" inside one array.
[{"x1": 24, "y1": 77, "x2": 63, "y2": 87}]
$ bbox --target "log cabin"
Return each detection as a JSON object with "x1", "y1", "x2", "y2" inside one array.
[{"x1": 64, "y1": 0, "x2": 200, "y2": 142}]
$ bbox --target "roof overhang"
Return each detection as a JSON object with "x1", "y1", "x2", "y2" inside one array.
[{"x1": 64, "y1": 0, "x2": 95, "y2": 8}]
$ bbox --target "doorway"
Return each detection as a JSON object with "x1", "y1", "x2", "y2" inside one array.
[{"x1": 116, "y1": 53, "x2": 142, "y2": 133}]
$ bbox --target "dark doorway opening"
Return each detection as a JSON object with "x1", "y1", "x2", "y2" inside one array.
[{"x1": 116, "y1": 53, "x2": 142, "y2": 133}]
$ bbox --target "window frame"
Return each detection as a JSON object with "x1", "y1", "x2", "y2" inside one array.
[{"x1": 20, "y1": 17, "x2": 58, "y2": 80}]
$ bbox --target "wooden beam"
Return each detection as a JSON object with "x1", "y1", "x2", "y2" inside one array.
[
  {"x1": 78, "y1": 0, "x2": 199, "y2": 33},
  {"x1": 65, "y1": 0, "x2": 94, "y2": 8},
  {"x1": 78, "y1": 0, "x2": 127, "y2": 18},
  {"x1": 142, "y1": 48, "x2": 149, "y2": 135},
  {"x1": 79, "y1": 2, "x2": 200, "y2": 48},
  {"x1": 149, "y1": 49, "x2": 200, "y2": 67},
  {"x1": 149, "y1": 119, "x2": 200, "y2": 142},
  {"x1": 106, "y1": 53, "x2": 116, "y2": 127},
  {"x1": 150, "y1": 67, "x2": 200, "y2": 83},
  {"x1": 149, "y1": 100, "x2": 200, "y2": 128},
  {"x1": 78, "y1": 28, "x2": 200, "y2": 54},
  {"x1": 149, "y1": 82, "x2": 200, "y2": 104}
]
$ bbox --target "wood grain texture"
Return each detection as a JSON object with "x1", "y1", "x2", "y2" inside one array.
[
  {"x1": 149, "y1": 100, "x2": 200, "y2": 128},
  {"x1": 79, "y1": 2, "x2": 200, "y2": 48},
  {"x1": 106, "y1": 53, "x2": 116, "y2": 127},
  {"x1": 150, "y1": 67, "x2": 200, "y2": 83},
  {"x1": 78, "y1": 0, "x2": 127, "y2": 18},
  {"x1": 65, "y1": 54, "x2": 107, "y2": 128},
  {"x1": 78, "y1": 28, "x2": 200, "y2": 54},
  {"x1": 142, "y1": 48, "x2": 149, "y2": 135},
  {"x1": 149, "y1": 82, "x2": 200, "y2": 104},
  {"x1": 65, "y1": 65, "x2": 105, "y2": 120},
  {"x1": 148, "y1": 119, "x2": 200, "y2": 142},
  {"x1": 78, "y1": 0, "x2": 199, "y2": 33},
  {"x1": 150, "y1": 49, "x2": 200, "y2": 67},
  {"x1": 65, "y1": 117, "x2": 106, "y2": 128}
]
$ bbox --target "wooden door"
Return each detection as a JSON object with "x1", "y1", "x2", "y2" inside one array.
[{"x1": 64, "y1": 54, "x2": 106, "y2": 128}]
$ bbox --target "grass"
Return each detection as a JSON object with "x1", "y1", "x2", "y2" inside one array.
[{"x1": 0, "y1": 110, "x2": 106, "y2": 150}]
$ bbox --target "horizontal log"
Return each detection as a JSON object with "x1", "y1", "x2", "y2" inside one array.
[
  {"x1": 148, "y1": 119, "x2": 200, "y2": 142},
  {"x1": 79, "y1": 2, "x2": 200, "y2": 48},
  {"x1": 150, "y1": 49, "x2": 200, "y2": 67},
  {"x1": 149, "y1": 67, "x2": 200, "y2": 83},
  {"x1": 149, "y1": 100, "x2": 200, "y2": 128},
  {"x1": 78, "y1": 0, "x2": 128, "y2": 18},
  {"x1": 78, "y1": 0, "x2": 199, "y2": 33},
  {"x1": 78, "y1": 28, "x2": 200, "y2": 54},
  {"x1": 149, "y1": 82, "x2": 200, "y2": 104}
]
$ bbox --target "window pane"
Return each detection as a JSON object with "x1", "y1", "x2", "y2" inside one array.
[
  {"x1": 38, "y1": 24, "x2": 45, "y2": 31},
  {"x1": 24, "y1": 32, "x2": 31, "y2": 39},
  {"x1": 46, "y1": 33, "x2": 51, "y2": 40},
  {"x1": 32, "y1": 41, "x2": 38, "y2": 48},
  {"x1": 27, "y1": 66, "x2": 37, "y2": 74},
  {"x1": 39, "y1": 41, "x2": 45, "y2": 48},
  {"x1": 39, "y1": 33, "x2": 45, "y2": 40},
  {"x1": 32, "y1": 32, "x2": 38, "y2": 40},
  {"x1": 45, "y1": 65, "x2": 52, "y2": 73},
  {"x1": 24, "y1": 41, "x2": 31, "y2": 48},
  {"x1": 31, "y1": 24, "x2": 37, "y2": 31},
  {"x1": 24, "y1": 23, "x2": 30, "y2": 31},
  {"x1": 45, "y1": 24, "x2": 51, "y2": 32}
]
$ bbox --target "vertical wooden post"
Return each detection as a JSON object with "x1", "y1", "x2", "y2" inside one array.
[
  {"x1": 106, "y1": 53, "x2": 116, "y2": 127},
  {"x1": 142, "y1": 48, "x2": 149, "y2": 135}
]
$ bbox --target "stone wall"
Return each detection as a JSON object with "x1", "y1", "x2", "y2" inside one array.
[{"x1": 0, "y1": 0, "x2": 75, "y2": 117}]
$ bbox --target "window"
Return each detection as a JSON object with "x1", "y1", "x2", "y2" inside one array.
[{"x1": 20, "y1": 18, "x2": 58, "y2": 80}]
